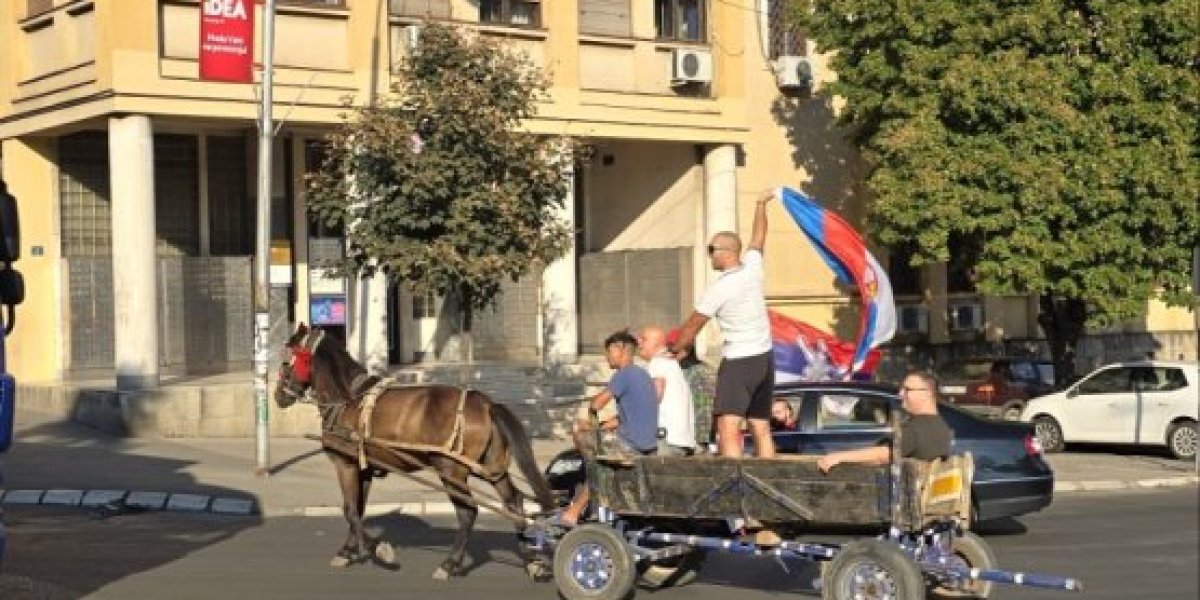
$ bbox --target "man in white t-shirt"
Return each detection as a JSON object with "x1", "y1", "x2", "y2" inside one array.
[
  {"x1": 638, "y1": 325, "x2": 696, "y2": 455},
  {"x1": 669, "y1": 188, "x2": 777, "y2": 458}
]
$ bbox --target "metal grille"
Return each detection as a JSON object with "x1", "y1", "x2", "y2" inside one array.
[
  {"x1": 579, "y1": 247, "x2": 692, "y2": 353},
  {"x1": 59, "y1": 132, "x2": 112, "y2": 258},
  {"x1": 66, "y1": 258, "x2": 115, "y2": 371},
  {"x1": 473, "y1": 276, "x2": 540, "y2": 361},
  {"x1": 769, "y1": 0, "x2": 804, "y2": 58},
  {"x1": 208, "y1": 135, "x2": 252, "y2": 256},
  {"x1": 155, "y1": 134, "x2": 200, "y2": 256}
]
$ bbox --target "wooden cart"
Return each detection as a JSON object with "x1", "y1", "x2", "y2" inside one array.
[{"x1": 521, "y1": 416, "x2": 1082, "y2": 600}]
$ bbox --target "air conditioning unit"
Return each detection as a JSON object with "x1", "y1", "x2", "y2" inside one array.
[
  {"x1": 897, "y1": 305, "x2": 929, "y2": 334},
  {"x1": 400, "y1": 24, "x2": 422, "y2": 53},
  {"x1": 671, "y1": 48, "x2": 713, "y2": 85},
  {"x1": 949, "y1": 303, "x2": 985, "y2": 331},
  {"x1": 775, "y1": 55, "x2": 813, "y2": 90}
]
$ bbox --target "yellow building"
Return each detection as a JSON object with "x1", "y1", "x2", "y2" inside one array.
[{"x1": 2, "y1": 0, "x2": 1194, "y2": 391}]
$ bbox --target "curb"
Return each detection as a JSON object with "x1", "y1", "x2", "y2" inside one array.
[
  {"x1": 1053, "y1": 475, "x2": 1199, "y2": 493},
  {"x1": 0, "y1": 489, "x2": 257, "y2": 516}
]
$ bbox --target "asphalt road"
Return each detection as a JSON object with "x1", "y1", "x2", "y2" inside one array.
[{"x1": 1, "y1": 487, "x2": 1196, "y2": 599}]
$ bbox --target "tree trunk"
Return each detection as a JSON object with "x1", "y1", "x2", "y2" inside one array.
[{"x1": 1037, "y1": 295, "x2": 1087, "y2": 387}]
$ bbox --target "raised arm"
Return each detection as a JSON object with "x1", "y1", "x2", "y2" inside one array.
[
  {"x1": 669, "y1": 312, "x2": 710, "y2": 356},
  {"x1": 748, "y1": 188, "x2": 775, "y2": 253}
]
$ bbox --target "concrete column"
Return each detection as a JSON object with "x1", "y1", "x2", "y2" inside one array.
[
  {"x1": 699, "y1": 144, "x2": 739, "y2": 359},
  {"x1": 347, "y1": 272, "x2": 390, "y2": 374},
  {"x1": 542, "y1": 159, "x2": 578, "y2": 364},
  {"x1": 108, "y1": 115, "x2": 159, "y2": 390},
  {"x1": 703, "y1": 144, "x2": 738, "y2": 237}
]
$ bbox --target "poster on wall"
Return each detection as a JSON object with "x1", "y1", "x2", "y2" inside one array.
[
  {"x1": 199, "y1": 0, "x2": 255, "y2": 83},
  {"x1": 311, "y1": 295, "x2": 347, "y2": 327}
]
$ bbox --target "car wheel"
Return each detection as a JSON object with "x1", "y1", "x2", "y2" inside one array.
[
  {"x1": 1166, "y1": 420, "x2": 1197, "y2": 461},
  {"x1": 928, "y1": 531, "x2": 997, "y2": 599},
  {"x1": 1000, "y1": 403, "x2": 1025, "y2": 421},
  {"x1": 1033, "y1": 416, "x2": 1065, "y2": 453}
]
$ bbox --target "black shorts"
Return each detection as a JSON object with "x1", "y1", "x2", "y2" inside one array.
[{"x1": 714, "y1": 351, "x2": 775, "y2": 420}]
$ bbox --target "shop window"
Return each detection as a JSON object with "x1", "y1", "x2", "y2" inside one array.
[
  {"x1": 59, "y1": 132, "x2": 112, "y2": 258},
  {"x1": 155, "y1": 134, "x2": 200, "y2": 257},
  {"x1": 480, "y1": 0, "x2": 540, "y2": 27},
  {"x1": 655, "y1": 0, "x2": 705, "y2": 42},
  {"x1": 580, "y1": 0, "x2": 631, "y2": 37},
  {"x1": 208, "y1": 135, "x2": 253, "y2": 256}
]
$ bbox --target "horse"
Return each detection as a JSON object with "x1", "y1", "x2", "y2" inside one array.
[{"x1": 274, "y1": 323, "x2": 555, "y2": 580}]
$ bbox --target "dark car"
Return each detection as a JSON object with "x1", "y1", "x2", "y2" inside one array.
[
  {"x1": 937, "y1": 357, "x2": 1056, "y2": 420},
  {"x1": 545, "y1": 381, "x2": 1054, "y2": 524}
]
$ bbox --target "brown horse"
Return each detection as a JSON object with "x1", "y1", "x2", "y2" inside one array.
[{"x1": 274, "y1": 323, "x2": 555, "y2": 579}]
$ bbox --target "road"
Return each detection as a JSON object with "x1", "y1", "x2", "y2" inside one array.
[{"x1": 1, "y1": 487, "x2": 1196, "y2": 599}]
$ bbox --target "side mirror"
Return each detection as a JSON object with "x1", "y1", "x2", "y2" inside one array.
[
  {"x1": 0, "y1": 189, "x2": 19, "y2": 264},
  {"x1": 0, "y1": 269, "x2": 24, "y2": 307}
]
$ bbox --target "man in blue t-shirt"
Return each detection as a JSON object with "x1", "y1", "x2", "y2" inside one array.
[{"x1": 558, "y1": 330, "x2": 659, "y2": 526}]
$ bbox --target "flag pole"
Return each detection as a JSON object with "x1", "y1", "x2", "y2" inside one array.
[{"x1": 253, "y1": 0, "x2": 278, "y2": 477}]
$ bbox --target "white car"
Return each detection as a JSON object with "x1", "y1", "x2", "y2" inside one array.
[{"x1": 1022, "y1": 361, "x2": 1198, "y2": 460}]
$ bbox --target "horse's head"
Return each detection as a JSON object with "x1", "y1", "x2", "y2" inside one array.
[{"x1": 275, "y1": 323, "x2": 326, "y2": 409}]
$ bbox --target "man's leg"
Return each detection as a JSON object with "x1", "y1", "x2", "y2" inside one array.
[
  {"x1": 716, "y1": 414, "x2": 744, "y2": 457},
  {"x1": 559, "y1": 484, "x2": 588, "y2": 526},
  {"x1": 747, "y1": 418, "x2": 775, "y2": 458}
]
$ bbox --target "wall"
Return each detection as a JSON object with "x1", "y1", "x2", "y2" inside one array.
[{"x1": 583, "y1": 140, "x2": 699, "y2": 251}]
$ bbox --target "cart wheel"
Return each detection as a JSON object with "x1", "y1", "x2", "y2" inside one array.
[
  {"x1": 929, "y1": 531, "x2": 996, "y2": 599},
  {"x1": 638, "y1": 549, "x2": 705, "y2": 589},
  {"x1": 822, "y1": 539, "x2": 924, "y2": 600},
  {"x1": 553, "y1": 524, "x2": 637, "y2": 600}
]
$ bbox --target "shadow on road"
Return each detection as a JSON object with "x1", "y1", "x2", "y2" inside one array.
[{"x1": 1, "y1": 420, "x2": 263, "y2": 599}]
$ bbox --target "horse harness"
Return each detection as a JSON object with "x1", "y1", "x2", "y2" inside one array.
[{"x1": 286, "y1": 329, "x2": 494, "y2": 480}]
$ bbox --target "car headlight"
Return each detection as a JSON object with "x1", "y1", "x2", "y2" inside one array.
[{"x1": 547, "y1": 458, "x2": 583, "y2": 476}]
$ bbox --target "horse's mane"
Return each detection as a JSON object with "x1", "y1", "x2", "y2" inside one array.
[{"x1": 313, "y1": 331, "x2": 378, "y2": 401}]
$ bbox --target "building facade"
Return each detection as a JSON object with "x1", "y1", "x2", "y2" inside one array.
[{"x1": 2, "y1": 0, "x2": 1194, "y2": 387}]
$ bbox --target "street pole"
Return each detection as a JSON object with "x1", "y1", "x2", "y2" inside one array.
[{"x1": 253, "y1": 0, "x2": 278, "y2": 477}]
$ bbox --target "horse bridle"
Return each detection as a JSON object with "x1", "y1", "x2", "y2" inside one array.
[{"x1": 279, "y1": 328, "x2": 326, "y2": 403}]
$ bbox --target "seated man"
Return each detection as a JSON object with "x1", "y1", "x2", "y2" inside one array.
[
  {"x1": 817, "y1": 371, "x2": 952, "y2": 472},
  {"x1": 558, "y1": 330, "x2": 659, "y2": 525}
]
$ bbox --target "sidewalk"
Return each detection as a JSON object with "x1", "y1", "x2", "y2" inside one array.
[{"x1": 2, "y1": 411, "x2": 1196, "y2": 518}]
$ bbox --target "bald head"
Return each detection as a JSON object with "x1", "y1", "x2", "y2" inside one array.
[
  {"x1": 708, "y1": 231, "x2": 743, "y2": 271},
  {"x1": 638, "y1": 326, "x2": 667, "y2": 360}
]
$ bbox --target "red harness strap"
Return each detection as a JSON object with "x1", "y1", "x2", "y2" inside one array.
[{"x1": 291, "y1": 348, "x2": 313, "y2": 383}]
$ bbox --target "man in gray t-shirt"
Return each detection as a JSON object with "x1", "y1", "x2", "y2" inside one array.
[
  {"x1": 670, "y1": 188, "x2": 778, "y2": 459},
  {"x1": 817, "y1": 371, "x2": 953, "y2": 472}
]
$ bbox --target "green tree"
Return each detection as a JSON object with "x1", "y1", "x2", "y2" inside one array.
[
  {"x1": 307, "y1": 24, "x2": 573, "y2": 361},
  {"x1": 793, "y1": 0, "x2": 1199, "y2": 382}
]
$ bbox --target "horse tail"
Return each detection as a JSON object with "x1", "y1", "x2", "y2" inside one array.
[{"x1": 488, "y1": 398, "x2": 556, "y2": 512}]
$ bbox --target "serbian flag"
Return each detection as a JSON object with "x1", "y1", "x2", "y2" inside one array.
[
  {"x1": 778, "y1": 187, "x2": 896, "y2": 374},
  {"x1": 770, "y1": 310, "x2": 880, "y2": 382}
]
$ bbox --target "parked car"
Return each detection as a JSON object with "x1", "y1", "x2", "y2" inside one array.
[
  {"x1": 1022, "y1": 361, "x2": 1198, "y2": 460},
  {"x1": 937, "y1": 357, "x2": 1056, "y2": 420},
  {"x1": 546, "y1": 381, "x2": 1054, "y2": 524}
]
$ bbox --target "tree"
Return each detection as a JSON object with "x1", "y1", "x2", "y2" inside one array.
[
  {"x1": 306, "y1": 24, "x2": 574, "y2": 361},
  {"x1": 792, "y1": 0, "x2": 1200, "y2": 383}
]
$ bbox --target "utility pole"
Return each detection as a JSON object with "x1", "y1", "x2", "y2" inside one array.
[{"x1": 253, "y1": 0, "x2": 278, "y2": 477}]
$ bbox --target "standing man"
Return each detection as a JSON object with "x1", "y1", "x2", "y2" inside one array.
[
  {"x1": 639, "y1": 325, "x2": 696, "y2": 455},
  {"x1": 670, "y1": 188, "x2": 777, "y2": 458},
  {"x1": 817, "y1": 370, "x2": 953, "y2": 471}
]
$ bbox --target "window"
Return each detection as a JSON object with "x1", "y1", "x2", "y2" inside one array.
[
  {"x1": 480, "y1": 0, "x2": 541, "y2": 27},
  {"x1": 60, "y1": 132, "x2": 112, "y2": 258},
  {"x1": 154, "y1": 134, "x2": 200, "y2": 257},
  {"x1": 579, "y1": 0, "x2": 630, "y2": 37},
  {"x1": 1076, "y1": 368, "x2": 1131, "y2": 395},
  {"x1": 817, "y1": 393, "x2": 889, "y2": 429},
  {"x1": 655, "y1": 0, "x2": 705, "y2": 42},
  {"x1": 388, "y1": 0, "x2": 450, "y2": 19},
  {"x1": 412, "y1": 292, "x2": 438, "y2": 319},
  {"x1": 768, "y1": 0, "x2": 803, "y2": 58},
  {"x1": 887, "y1": 243, "x2": 922, "y2": 295},
  {"x1": 1133, "y1": 367, "x2": 1188, "y2": 392},
  {"x1": 208, "y1": 135, "x2": 252, "y2": 256}
]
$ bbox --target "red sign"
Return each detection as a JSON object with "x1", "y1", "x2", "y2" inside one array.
[{"x1": 199, "y1": 0, "x2": 255, "y2": 83}]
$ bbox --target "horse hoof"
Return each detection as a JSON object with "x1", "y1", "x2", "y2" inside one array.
[
  {"x1": 432, "y1": 567, "x2": 450, "y2": 581},
  {"x1": 330, "y1": 555, "x2": 351, "y2": 568},
  {"x1": 374, "y1": 541, "x2": 396, "y2": 565}
]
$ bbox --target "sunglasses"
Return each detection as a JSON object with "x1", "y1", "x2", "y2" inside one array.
[{"x1": 706, "y1": 244, "x2": 729, "y2": 256}]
